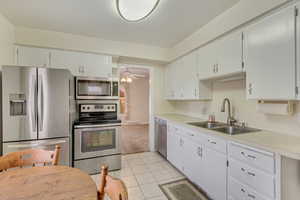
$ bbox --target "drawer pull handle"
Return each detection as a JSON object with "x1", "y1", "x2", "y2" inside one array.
[
  {"x1": 241, "y1": 168, "x2": 246, "y2": 172},
  {"x1": 210, "y1": 141, "x2": 217, "y2": 145},
  {"x1": 248, "y1": 194, "x2": 256, "y2": 199},
  {"x1": 247, "y1": 154, "x2": 256, "y2": 159},
  {"x1": 247, "y1": 172, "x2": 256, "y2": 177},
  {"x1": 241, "y1": 188, "x2": 246, "y2": 193}
]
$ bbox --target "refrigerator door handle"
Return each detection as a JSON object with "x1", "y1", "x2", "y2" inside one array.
[
  {"x1": 32, "y1": 75, "x2": 37, "y2": 132},
  {"x1": 38, "y1": 75, "x2": 44, "y2": 132},
  {"x1": 7, "y1": 140, "x2": 67, "y2": 149}
]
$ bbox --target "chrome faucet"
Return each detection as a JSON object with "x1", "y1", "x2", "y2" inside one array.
[{"x1": 221, "y1": 98, "x2": 236, "y2": 126}]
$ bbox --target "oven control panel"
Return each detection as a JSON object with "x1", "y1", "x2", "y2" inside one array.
[{"x1": 80, "y1": 104, "x2": 116, "y2": 113}]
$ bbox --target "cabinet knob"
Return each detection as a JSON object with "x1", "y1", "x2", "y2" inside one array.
[{"x1": 248, "y1": 83, "x2": 253, "y2": 95}]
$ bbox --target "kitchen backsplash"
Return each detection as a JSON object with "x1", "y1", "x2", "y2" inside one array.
[{"x1": 172, "y1": 79, "x2": 300, "y2": 136}]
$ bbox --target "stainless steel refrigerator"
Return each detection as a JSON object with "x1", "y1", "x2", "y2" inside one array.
[{"x1": 1, "y1": 66, "x2": 74, "y2": 166}]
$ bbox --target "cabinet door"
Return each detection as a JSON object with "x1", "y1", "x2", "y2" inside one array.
[
  {"x1": 81, "y1": 53, "x2": 113, "y2": 78},
  {"x1": 198, "y1": 42, "x2": 217, "y2": 80},
  {"x1": 165, "y1": 64, "x2": 174, "y2": 99},
  {"x1": 50, "y1": 50, "x2": 84, "y2": 76},
  {"x1": 184, "y1": 138, "x2": 206, "y2": 190},
  {"x1": 244, "y1": 6, "x2": 296, "y2": 100},
  {"x1": 173, "y1": 59, "x2": 185, "y2": 99},
  {"x1": 297, "y1": 4, "x2": 300, "y2": 100},
  {"x1": 217, "y1": 31, "x2": 243, "y2": 76},
  {"x1": 203, "y1": 147, "x2": 227, "y2": 200},
  {"x1": 167, "y1": 126, "x2": 179, "y2": 166},
  {"x1": 16, "y1": 46, "x2": 50, "y2": 67},
  {"x1": 182, "y1": 52, "x2": 199, "y2": 100}
]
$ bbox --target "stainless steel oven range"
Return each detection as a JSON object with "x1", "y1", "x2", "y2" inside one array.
[{"x1": 73, "y1": 103, "x2": 121, "y2": 174}]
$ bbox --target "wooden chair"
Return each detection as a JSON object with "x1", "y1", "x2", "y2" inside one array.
[
  {"x1": 0, "y1": 145, "x2": 61, "y2": 171},
  {"x1": 98, "y1": 166, "x2": 128, "y2": 200}
]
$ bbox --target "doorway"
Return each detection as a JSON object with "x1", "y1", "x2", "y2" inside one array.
[{"x1": 119, "y1": 67, "x2": 150, "y2": 154}]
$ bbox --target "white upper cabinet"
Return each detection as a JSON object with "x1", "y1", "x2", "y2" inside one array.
[
  {"x1": 217, "y1": 31, "x2": 244, "y2": 76},
  {"x1": 50, "y1": 50, "x2": 85, "y2": 76},
  {"x1": 164, "y1": 63, "x2": 175, "y2": 99},
  {"x1": 15, "y1": 46, "x2": 50, "y2": 67},
  {"x1": 197, "y1": 31, "x2": 243, "y2": 80},
  {"x1": 165, "y1": 51, "x2": 211, "y2": 100},
  {"x1": 197, "y1": 42, "x2": 217, "y2": 80},
  {"x1": 51, "y1": 50, "x2": 113, "y2": 77},
  {"x1": 15, "y1": 46, "x2": 114, "y2": 78},
  {"x1": 297, "y1": 4, "x2": 300, "y2": 100},
  {"x1": 244, "y1": 5, "x2": 296, "y2": 100},
  {"x1": 81, "y1": 53, "x2": 113, "y2": 78}
]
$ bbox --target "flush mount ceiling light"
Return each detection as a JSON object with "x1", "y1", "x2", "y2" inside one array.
[{"x1": 116, "y1": 0, "x2": 160, "y2": 22}]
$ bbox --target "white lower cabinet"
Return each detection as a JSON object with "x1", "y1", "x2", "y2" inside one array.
[
  {"x1": 167, "y1": 125, "x2": 184, "y2": 171},
  {"x1": 163, "y1": 120, "x2": 279, "y2": 200},
  {"x1": 228, "y1": 142, "x2": 277, "y2": 200},
  {"x1": 184, "y1": 138, "x2": 206, "y2": 190},
  {"x1": 203, "y1": 146, "x2": 227, "y2": 200},
  {"x1": 167, "y1": 122, "x2": 227, "y2": 200},
  {"x1": 229, "y1": 177, "x2": 271, "y2": 200}
]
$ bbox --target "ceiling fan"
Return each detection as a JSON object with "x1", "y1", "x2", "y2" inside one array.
[{"x1": 120, "y1": 68, "x2": 146, "y2": 83}]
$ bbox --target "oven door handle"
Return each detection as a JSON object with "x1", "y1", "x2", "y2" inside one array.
[{"x1": 74, "y1": 123, "x2": 122, "y2": 129}]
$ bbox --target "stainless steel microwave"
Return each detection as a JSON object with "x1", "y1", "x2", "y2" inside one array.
[{"x1": 75, "y1": 77, "x2": 119, "y2": 100}]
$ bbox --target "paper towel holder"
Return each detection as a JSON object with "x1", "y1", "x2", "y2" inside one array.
[
  {"x1": 257, "y1": 100, "x2": 295, "y2": 115},
  {"x1": 257, "y1": 100, "x2": 292, "y2": 104}
]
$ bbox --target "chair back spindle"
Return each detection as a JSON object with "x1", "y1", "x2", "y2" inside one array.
[{"x1": 98, "y1": 165, "x2": 128, "y2": 200}]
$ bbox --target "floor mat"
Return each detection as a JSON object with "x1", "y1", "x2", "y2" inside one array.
[{"x1": 159, "y1": 179, "x2": 208, "y2": 200}]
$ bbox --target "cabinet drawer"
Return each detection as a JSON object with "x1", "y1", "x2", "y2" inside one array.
[
  {"x1": 229, "y1": 177, "x2": 271, "y2": 200},
  {"x1": 229, "y1": 159, "x2": 275, "y2": 199},
  {"x1": 205, "y1": 136, "x2": 227, "y2": 154},
  {"x1": 229, "y1": 143, "x2": 275, "y2": 173}
]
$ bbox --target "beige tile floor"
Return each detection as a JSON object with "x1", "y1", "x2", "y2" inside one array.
[{"x1": 91, "y1": 152, "x2": 185, "y2": 200}]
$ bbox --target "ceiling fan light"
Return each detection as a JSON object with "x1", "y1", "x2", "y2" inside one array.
[
  {"x1": 116, "y1": 0, "x2": 160, "y2": 22},
  {"x1": 127, "y1": 77, "x2": 133, "y2": 83},
  {"x1": 121, "y1": 78, "x2": 127, "y2": 83}
]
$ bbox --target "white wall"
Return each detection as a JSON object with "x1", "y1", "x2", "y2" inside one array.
[
  {"x1": 125, "y1": 77, "x2": 150, "y2": 124},
  {"x1": 15, "y1": 26, "x2": 169, "y2": 63},
  {"x1": 172, "y1": 80, "x2": 300, "y2": 137},
  {"x1": 0, "y1": 13, "x2": 15, "y2": 67},
  {"x1": 169, "y1": 0, "x2": 291, "y2": 61}
]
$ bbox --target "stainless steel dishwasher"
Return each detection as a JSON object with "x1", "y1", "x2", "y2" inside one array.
[{"x1": 155, "y1": 117, "x2": 167, "y2": 158}]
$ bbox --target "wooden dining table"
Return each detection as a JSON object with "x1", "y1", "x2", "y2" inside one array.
[{"x1": 0, "y1": 165, "x2": 98, "y2": 200}]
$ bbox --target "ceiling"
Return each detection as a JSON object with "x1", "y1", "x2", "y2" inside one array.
[{"x1": 0, "y1": 0, "x2": 240, "y2": 48}]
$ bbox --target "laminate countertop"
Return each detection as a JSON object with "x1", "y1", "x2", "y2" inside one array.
[{"x1": 156, "y1": 113, "x2": 300, "y2": 160}]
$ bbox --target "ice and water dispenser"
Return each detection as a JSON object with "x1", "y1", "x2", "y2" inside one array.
[{"x1": 9, "y1": 94, "x2": 26, "y2": 116}]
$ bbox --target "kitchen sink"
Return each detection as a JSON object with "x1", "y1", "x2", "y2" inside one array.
[
  {"x1": 188, "y1": 121, "x2": 261, "y2": 135},
  {"x1": 213, "y1": 126, "x2": 261, "y2": 135},
  {"x1": 188, "y1": 121, "x2": 227, "y2": 129}
]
